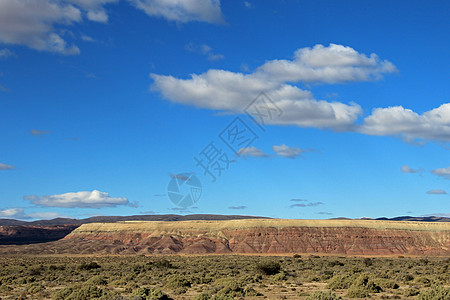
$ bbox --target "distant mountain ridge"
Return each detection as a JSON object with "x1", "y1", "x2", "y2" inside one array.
[
  {"x1": 1, "y1": 214, "x2": 448, "y2": 227},
  {"x1": 0, "y1": 214, "x2": 271, "y2": 226}
]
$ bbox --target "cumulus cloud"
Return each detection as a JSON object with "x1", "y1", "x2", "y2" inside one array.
[
  {"x1": 432, "y1": 167, "x2": 450, "y2": 179},
  {"x1": 401, "y1": 165, "x2": 421, "y2": 173},
  {"x1": 0, "y1": 0, "x2": 82, "y2": 54},
  {"x1": 426, "y1": 189, "x2": 447, "y2": 195},
  {"x1": 0, "y1": 208, "x2": 26, "y2": 218},
  {"x1": 236, "y1": 146, "x2": 268, "y2": 158},
  {"x1": 0, "y1": 162, "x2": 15, "y2": 170},
  {"x1": 151, "y1": 44, "x2": 396, "y2": 131},
  {"x1": 24, "y1": 190, "x2": 130, "y2": 208},
  {"x1": 228, "y1": 205, "x2": 247, "y2": 210},
  {"x1": 361, "y1": 104, "x2": 450, "y2": 143},
  {"x1": 129, "y1": 0, "x2": 224, "y2": 24},
  {"x1": 151, "y1": 65, "x2": 365, "y2": 130},
  {"x1": 0, "y1": 0, "x2": 220, "y2": 54},
  {"x1": 0, "y1": 208, "x2": 68, "y2": 220},
  {"x1": 256, "y1": 43, "x2": 397, "y2": 84},
  {"x1": 273, "y1": 144, "x2": 310, "y2": 158}
]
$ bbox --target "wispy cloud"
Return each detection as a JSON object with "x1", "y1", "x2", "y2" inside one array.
[
  {"x1": 0, "y1": 162, "x2": 15, "y2": 170},
  {"x1": 129, "y1": 0, "x2": 225, "y2": 24},
  {"x1": 401, "y1": 165, "x2": 422, "y2": 173},
  {"x1": 290, "y1": 199, "x2": 308, "y2": 202},
  {"x1": 185, "y1": 42, "x2": 224, "y2": 61},
  {"x1": 273, "y1": 144, "x2": 315, "y2": 159},
  {"x1": 290, "y1": 201, "x2": 323, "y2": 208},
  {"x1": 81, "y1": 34, "x2": 95, "y2": 42},
  {"x1": 0, "y1": 48, "x2": 15, "y2": 59},
  {"x1": 24, "y1": 190, "x2": 131, "y2": 209},
  {"x1": 316, "y1": 212, "x2": 333, "y2": 215},
  {"x1": 237, "y1": 146, "x2": 268, "y2": 158},
  {"x1": 30, "y1": 129, "x2": 51, "y2": 136},
  {"x1": 426, "y1": 189, "x2": 447, "y2": 195},
  {"x1": 228, "y1": 205, "x2": 247, "y2": 210}
]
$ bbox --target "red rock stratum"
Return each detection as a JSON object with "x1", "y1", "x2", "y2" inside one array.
[{"x1": 61, "y1": 219, "x2": 450, "y2": 256}]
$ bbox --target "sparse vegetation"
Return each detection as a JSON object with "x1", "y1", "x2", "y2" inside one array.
[{"x1": 0, "y1": 255, "x2": 447, "y2": 299}]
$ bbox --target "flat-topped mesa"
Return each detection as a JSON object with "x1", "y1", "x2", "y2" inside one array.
[{"x1": 64, "y1": 219, "x2": 450, "y2": 256}]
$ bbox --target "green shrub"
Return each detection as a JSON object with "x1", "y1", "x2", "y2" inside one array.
[
  {"x1": 375, "y1": 278, "x2": 399, "y2": 289},
  {"x1": 347, "y1": 286, "x2": 371, "y2": 298},
  {"x1": 87, "y1": 275, "x2": 108, "y2": 286},
  {"x1": 27, "y1": 283, "x2": 45, "y2": 294},
  {"x1": 403, "y1": 288, "x2": 420, "y2": 297},
  {"x1": 165, "y1": 274, "x2": 191, "y2": 289},
  {"x1": 131, "y1": 287, "x2": 171, "y2": 300},
  {"x1": 306, "y1": 291, "x2": 342, "y2": 300},
  {"x1": 327, "y1": 274, "x2": 355, "y2": 290},
  {"x1": 79, "y1": 262, "x2": 101, "y2": 270},
  {"x1": 255, "y1": 260, "x2": 281, "y2": 275},
  {"x1": 418, "y1": 285, "x2": 450, "y2": 300}
]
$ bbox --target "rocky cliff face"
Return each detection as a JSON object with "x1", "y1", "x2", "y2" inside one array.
[{"x1": 62, "y1": 219, "x2": 450, "y2": 256}]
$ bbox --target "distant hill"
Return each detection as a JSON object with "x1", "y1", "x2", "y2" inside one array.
[
  {"x1": 2, "y1": 219, "x2": 449, "y2": 256},
  {"x1": 0, "y1": 214, "x2": 271, "y2": 226},
  {"x1": 0, "y1": 214, "x2": 271, "y2": 245},
  {"x1": 375, "y1": 216, "x2": 450, "y2": 222}
]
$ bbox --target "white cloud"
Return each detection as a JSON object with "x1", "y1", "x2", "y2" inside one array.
[
  {"x1": 81, "y1": 34, "x2": 95, "y2": 42},
  {"x1": 0, "y1": 0, "x2": 81, "y2": 54},
  {"x1": 361, "y1": 104, "x2": 450, "y2": 143},
  {"x1": 67, "y1": 0, "x2": 119, "y2": 23},
  {"x1": 0, "y1": 207, "x2": 68, "y2": 220},
  {"x1": 401, "y1": 165, "x2": 421, "y2": 173},
  {"x1": 129, "y1": 0, "x2": 224, "y2": 24},
  {"x1": 87, "y1": 9, "x2": 108, "y2": 22},
  {"x1": 24, "y1": 190, "x2": 130, "y2": 208},
  {"x1": 0, "y1": 162, "x2": 15, "y2": 170},
  {"x1": 151, "y1": 44, "x2": 396, "y2": 131},
  {"x1": 0, "y1": 0, "x2": 223, "y2": 54},
  {"x1": 432, "y1": 167, "x2": 450, "y2": 180},
  {"x1": 237, "y1": 146, "x2": 268, "y2": 158},
  {"x1": 151, "y1": 70, "x2": 363, "y2": 131},
  {"x1": 0, "y1": 208, "x2": 26, "y2": 218},
  {"x1": 426, "y1": 189, "x2": 447, "y2": 195},
  {"x1": 0, "y1": 48, "x2": 15, "y2": 59},
  {"x1": 273, "y1": 144, "x2": 308, "y2": 158},
  {"x1": 256, "y1": 44, "x2": 397, "y2": 84}
]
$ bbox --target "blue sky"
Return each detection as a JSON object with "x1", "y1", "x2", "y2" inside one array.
[{"x1": 0, "y1": 0, "x2": 449, "y2": 220}]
